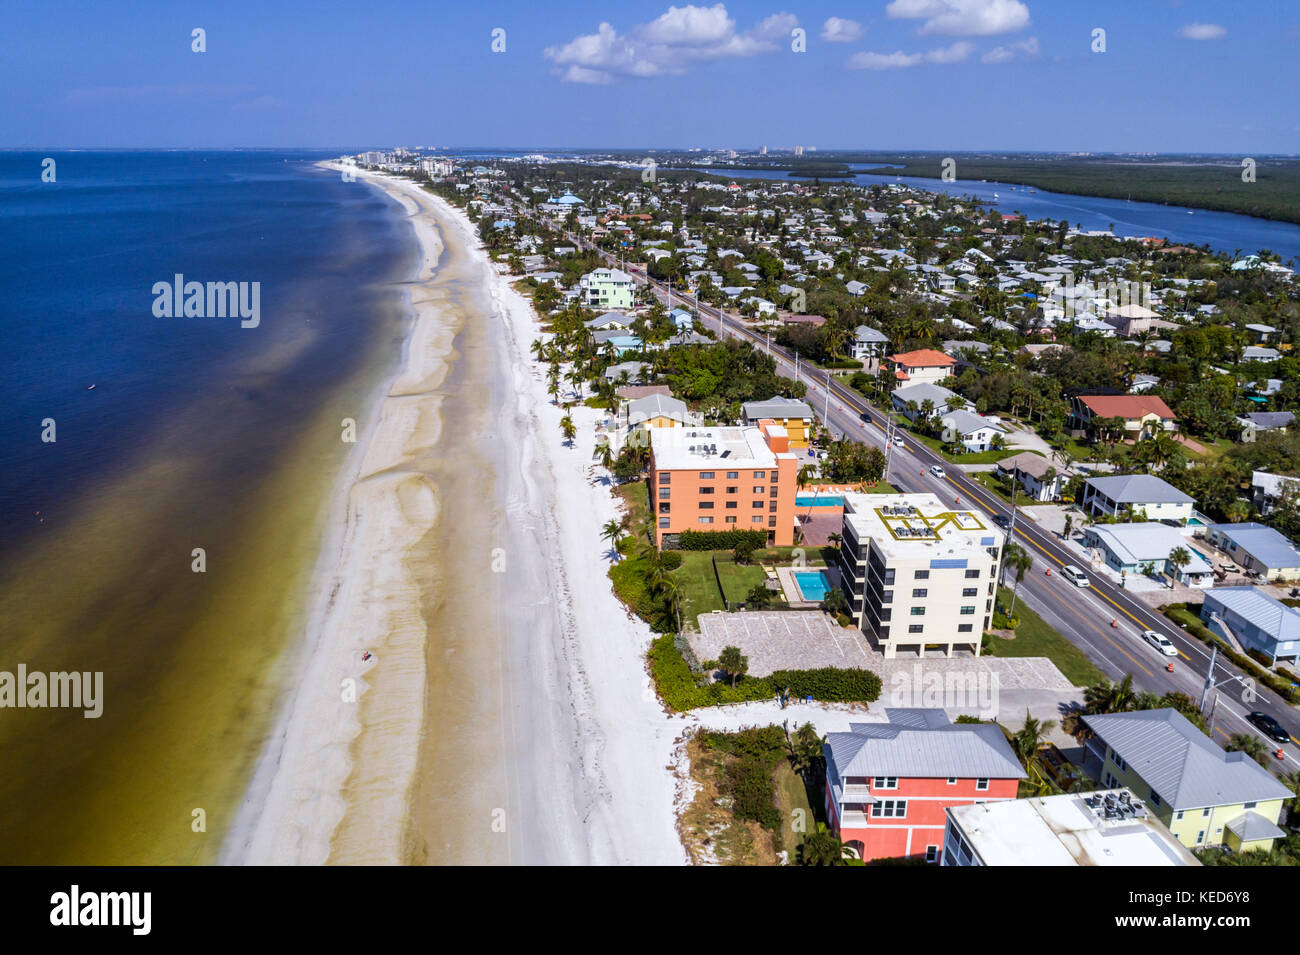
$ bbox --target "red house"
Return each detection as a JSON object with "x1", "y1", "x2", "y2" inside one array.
[{"x1": 824, "y1": 709, "x2": 1025, "y2": 862}]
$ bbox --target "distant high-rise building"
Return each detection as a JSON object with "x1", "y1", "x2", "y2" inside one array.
[
  {"x1": 793, "y1": 145, "x2": 804, "y2": 158},
  {"x1": 760, "y1": 145, "x2": 767, "y2": 156}
]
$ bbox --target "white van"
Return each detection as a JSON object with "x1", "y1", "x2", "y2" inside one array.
[{"x1": 1061, "y1": 565, "x2": 1091, "y2": 588}]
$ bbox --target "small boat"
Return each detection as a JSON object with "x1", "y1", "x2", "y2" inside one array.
[
  {"x1": 1187, "y1": 210, "x2": 1194, "y2": 215},
  {"x1": 86, "y1": 384, "x2": 96, "y2": 390}
]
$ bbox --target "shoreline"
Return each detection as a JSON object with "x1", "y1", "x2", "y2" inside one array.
[
  {"x1": 222, "y1": 164, "x2": 457, "y2": 864},
  {"x1": 226, "y1": 167, "x2": 698, "y2": 865}
]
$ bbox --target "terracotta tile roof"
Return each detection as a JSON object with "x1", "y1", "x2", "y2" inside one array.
[
  {"x1": 1077, "y1": 394, "x2": 1176, "y2": 420},
  {"x1": 889, "y1": 348, "x2": 957, "y2": 368}
]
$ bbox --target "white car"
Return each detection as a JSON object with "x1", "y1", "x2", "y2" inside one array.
[
  {"x1": 1142, "y1": 629, "x2": 1178, "y2": 657},
  {"x1": 892, "y1": 434, "x2": 905, "y2": 448},
  {"x1": 1061, "y1": 565, "x2": 1090, "y2": 587},
  {"x1": 928, "y1": 464, "x2": 946, "y2": 479}
]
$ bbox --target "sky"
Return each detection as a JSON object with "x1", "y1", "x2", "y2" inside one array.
[{"x1": 3, "y1": 0, "x2": 1298, "y2": 152}]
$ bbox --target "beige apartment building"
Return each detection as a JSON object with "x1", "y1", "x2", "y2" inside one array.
[{"x1": 835, "y1": 492, "x2": 1003, "y2": 658}]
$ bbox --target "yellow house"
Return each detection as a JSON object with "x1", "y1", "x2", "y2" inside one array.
[
  {"x1": 1081, "y1": 709, "x2": 1291, "y2": 854},
  {"x1": 742, "y1": 397, "x2": 814, "y2": 450},
  {"x1": 625, "y1": 393, "x2": 695, "y2": 431}
]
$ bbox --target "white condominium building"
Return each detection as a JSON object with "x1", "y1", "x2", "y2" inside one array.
[{"x1": 835, "y1": 492, "x2": 1003, "y2": 658}]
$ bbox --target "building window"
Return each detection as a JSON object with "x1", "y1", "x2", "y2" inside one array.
[
  {"x1": 698, "y1": 517, "x2": 713, "y2": 525},
  {"x1": 962, "y1": 588, "x2": 978, "y2": 597},
  {"x1": 699, "y1": 472, "x2": 714, "y2": 480},
  {"x1": 908, "y1": 624, "x2": 924, "y2": 634},
  {"x1": 1175, "y1": 810, "x2": 1185, "y2": 821},
  {"x1": 752, "y1": 486, "x2": 765, "y2": 494},
  {"x1": 725, "y1": 486, "x2": 738, "y2": 494},
  {"x1": 881, "y1": 590, "x2": 893, "y2": 603},
  {"x1": 947, "y1": 777, "x2": 957, "y2": 785},
  {"x1": 659, "y1": 488, "x2": 671, "y2": 499},
  {"x1": 925, "y1": 845, "x2": 939, "y2": 863},
  {"x1": 658, "y1": 518, "x2": 669, "y2": 528},
  {"x1": 914, "y1": 570, "x2": 930, "y2": 580},
  {"x1": 752, "y1": 516, "x2": 764, "y2": 524},
  {"x1": 726, "y1": 471, "x2": 738, "y2": 479},
  {"x1": 752, "y1": 501, "x2": 764, "y2": 509},
  {"x1": 699, "y1": 502, "x2": 713, "y2": 510},
  {"x1": 872, "y1": 777, "x2": 898, "y2": 789},
  {"x1": 1202, "y1": 808, "x2": 1211, "y2": 818},
  {"x1": 912, "y1": 588, "x2": 928, "y2": 598},
  {"x1": 700, "y1": 487, "x2": 715, "y2": 494},
  {"x1": 659, "y1": 503, "x2": 670, "y2": 514},
  {"x1": 1244, "y1": 801, "x2": 1257, "y2": 809},
  {"x1": 958, "y1": 624, "x2": 973, "y2": 633},
  {"x1": 976, "y1": 778, "x2": 989, "y2": 791},
  {"x1": 1149, "y1": 791, "x2": 1162, "y2": 807},
  {"x1": 725, "y1": 516, "x2": 736, "y2": 524},
  {"x1": 659, "y1": 473, "x2": 671, "y2": 484},
  {"x1": 1196, "y1": 830, "x2": 1206, "y2": 845},
  {"x1": 965, "y1": 569, "x2": 980, "y2": 579},
  {"x1": 910, "y1": 607, "x2": 925, "y2": 616},
  {"x1": 768, "y1": 517, "x2": 777, "y2": 527},
  {"x1": 725, "y1": 501, "x2": 737, "y2": 509},
  {"x1": 753, "y1": 471, "x2": 765, "y2": 479},
  {"x1": 872, "y1": 800, "x2": 907, "y2": 819}
]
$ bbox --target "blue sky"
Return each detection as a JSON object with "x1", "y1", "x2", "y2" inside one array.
[{"x1": 3, "y1": 0, "x2": 1298, "y2": 152}]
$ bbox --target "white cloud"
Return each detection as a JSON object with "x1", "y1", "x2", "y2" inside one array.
[
  {"x1": 981, "y1": 35, "x2": 1039, "y2": 62},
  {"x1": 544, "y1": 4, "x2": 799, "y2": 83},
  {"x1": 886, "y1": 0, "x2": 1030, "y2": 36},
  {"x1": 847, "y1": 40, "x2": 973, "y2": 69},
  {"x1": 821, "y1": 17, "x2": 864, "y2": 43},
  {"x1": 847, "y1": 50, "x2": 922, "y2": 69},
  {"x1": 1177, "y1": 22, "x2": 1227, "y2": 40},
  {"x1": 925, "y1": 40, "x2": 974, "y2": 63}
]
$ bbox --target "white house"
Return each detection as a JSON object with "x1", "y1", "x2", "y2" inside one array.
[{"x1": 940, "y1": 410, "x2": 1007, "y2": 453}]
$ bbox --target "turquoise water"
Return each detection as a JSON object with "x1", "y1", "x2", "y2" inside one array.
[
  {"x1": 797, "y1": 495, "x2": 844, "y2": 507},
  {"x1": 795, "y1": 570, "x2": 830, "y2": 601}
]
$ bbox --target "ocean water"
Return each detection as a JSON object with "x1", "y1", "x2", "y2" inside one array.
[{"x1": 0, "y1": 151, "x2": 415, "y2": 862}]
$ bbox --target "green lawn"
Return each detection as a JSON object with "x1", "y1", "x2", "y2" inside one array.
[
  {"x1": 775, "y1": 762, "x2": 817, "y2": 860},
  {"x1": 972, "y1": 471, "x2": 1015, "y2": 503},
  {"x1": 673, "y1": 552, "x2": 768, "y2": 625},
  {"x1": 984, "y1": 586, "x2": 1106, "y2": 686},
  {"x1": 914, "y1": 433, "x2": 1026, "y2": 465},
  {"x1": 614, "y1": 480, "x2": 652, "y2": 543}
]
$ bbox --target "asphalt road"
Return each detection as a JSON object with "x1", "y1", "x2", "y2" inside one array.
[{"x1": 553, "y1": 226, "x2": 1299, "y2": 767}]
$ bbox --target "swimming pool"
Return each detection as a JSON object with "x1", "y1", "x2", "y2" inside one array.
[
  {"x1": 796, "y1": 495, "x2": 844, "y2": 507},
  {"x1": 795, "y1": 570, "x2": 831, "y2": 602}
]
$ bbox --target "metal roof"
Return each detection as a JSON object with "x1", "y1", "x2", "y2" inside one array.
[
  {"x1": 1202, "y1": 586, "x2": 1300, "y2": 645},
  {"x1": 1207, "y1": 523, "x2": 1300, "y2": 571},
  {"x1": 1081, "y1": 709, "x2": 1293, "y2": 810},
  {"x1": 1225, "y1": 811, "x2": 1286, "y2": 842},
  {"x1": 1083, "y1": 473, "x2": 1195, "y2": 505},
  {"x1": 825, "y1": 708, "x2": 1026, "y2": 781}
]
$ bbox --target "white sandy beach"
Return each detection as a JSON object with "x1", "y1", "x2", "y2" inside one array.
[{"x1": 223, "y1": 165, "x2": 694, "y2": 864}]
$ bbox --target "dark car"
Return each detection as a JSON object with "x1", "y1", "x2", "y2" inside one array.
[
  {"x1": 993, "y1": 514, "x2": 1010, "y2": 529},
  {"x1": 859, "y1": 411, "x2": 871, "y2": 425},
  {"x1": 1248, "y1": 711, "x2": 1291, "y2": 745}
]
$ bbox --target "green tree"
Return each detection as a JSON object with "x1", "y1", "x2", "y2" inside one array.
[
  {"x1": 718, "y1": 645, "x2": 749, "y2": 688},
  {"x1": 1003, "y1": 542, "x2": 1033, "y2": 617},
  {"x1": 1225, "y1": 732, "x2": 1271, "y2": 768},
  {"x1": 798, "y1": 823, "x2": 849, "y2": 866}
]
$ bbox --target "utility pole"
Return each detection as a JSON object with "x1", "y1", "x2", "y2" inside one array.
[{"x1": 824, "y1": 369, "x2": 832, "y2": 440}]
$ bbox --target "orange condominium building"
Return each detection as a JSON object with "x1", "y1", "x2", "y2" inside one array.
[{"x1": 648, "y1": 421, "x2": 799, "y2": 547}]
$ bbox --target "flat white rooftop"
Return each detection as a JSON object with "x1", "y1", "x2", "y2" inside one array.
[
  {"x1": 843, "y1": 492, "x2": 1002, "y2": 563},
  {"x1": 948, "y1": 790, "x2": 1199, "y2": 866},
  {"x1": 650, "y1": 426, "x2": 786, "y2": 471}
]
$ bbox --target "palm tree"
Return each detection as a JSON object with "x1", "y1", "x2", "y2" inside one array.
[
  {"x1": 1083, "y1": 673, "x2": 1137, "y2": 716},
  {"x1": 600, "y1": 518, "x2": 625, "y2": 558},
  {"x1": 1167, "y1": 546, "x2": 1191, "y2": 589},
  {"x1": 1003, "y1": 542, "x2": 1033, "y2": 617},
  {"x1": 1011, "y1": 710, "x2": 1058, "y2": 768},
  {"x1": 598, "y1": 442, "x2": 614, "y2": 471},
  {"x1": 1225, "y1": 499, "x2": 1250, "y2": 523},
  {"x1": 560, "y1": 414, "x2": 576, "y2": 446},
  {"x1": 828, "y1": 531, "x2": 842, "y2": 550},
  {"x1": 799, "y1": 823, "x2": 849, "y2": 866}
]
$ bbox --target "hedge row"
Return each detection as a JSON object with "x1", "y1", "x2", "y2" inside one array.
[
  {"x1": 674, "y1": 529, "x2": 769, "y2": 551},
  {"x1": 648, "y1": 635, "x2": 882, "y2": 711}
]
